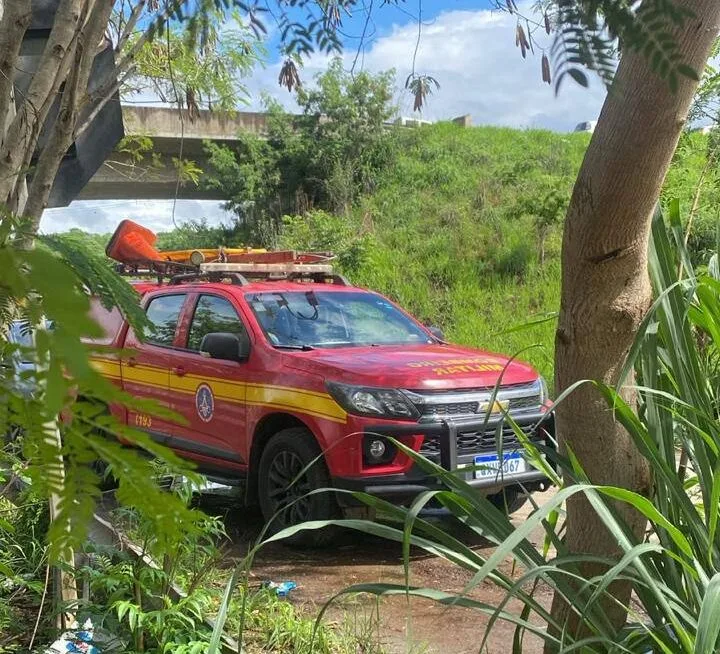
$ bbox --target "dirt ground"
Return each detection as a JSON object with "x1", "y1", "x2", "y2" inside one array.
[{"x1": 203, "y1": 489, "x2": 557, "y2": 654}]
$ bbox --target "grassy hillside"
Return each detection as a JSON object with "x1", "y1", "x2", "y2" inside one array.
[
  {"x1": 297, "y1": 123, "x2": 592, "y2": 382},
  {"x1": 61, "y1": 121, "x2": 713, "y2": 387},
  {"x1": 279, "y1": 124, "x2": 714, "y2": 386}
]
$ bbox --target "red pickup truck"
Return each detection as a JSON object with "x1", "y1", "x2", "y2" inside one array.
[{"x1": 90, "y1": 222, "x2": 555, "y2": 543}]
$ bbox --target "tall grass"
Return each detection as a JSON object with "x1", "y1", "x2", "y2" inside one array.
[
  {"x1": 285, "y1": 125, "x2": 716, "y2": 384},
  {"x1": 345, "y1": 124, "x2": 587, "y2": 382},
  {"x1": 264, "y1": 205, "x2": 720, "y2": 653}
]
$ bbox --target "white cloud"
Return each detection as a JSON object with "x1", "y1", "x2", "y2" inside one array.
[
  {"x1": 246, "y1": 6, "x2": 608, "y2": 131},
  {"x1": 43, "y1": 5, "x2": 609, "y2": 234},
  {"x1": 41, "y1": 199, "x2": 234, "y2": 234}
]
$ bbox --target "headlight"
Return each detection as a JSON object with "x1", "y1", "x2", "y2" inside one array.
[
  {"x1": 538, "y1": 376, "x2": 550, "y2": 404},
  {"x1": 326, "y1": 381, "x2": 419, "y2": 419}
]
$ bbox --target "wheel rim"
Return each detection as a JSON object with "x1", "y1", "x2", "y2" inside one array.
[{"x1": 266, "y1": 450, "x2": 313, "y2": 526}]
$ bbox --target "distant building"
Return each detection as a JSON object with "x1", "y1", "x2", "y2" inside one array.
[
  {"x1": 394, "y1": 116, "x2": 433, "y2": 127},
  {"x1": 573, "y1": 120, "x2": 597, "y2": 133}
]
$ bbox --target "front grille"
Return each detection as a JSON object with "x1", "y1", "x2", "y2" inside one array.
[
  {"x1": 412, "y1": 383, "x2": 543, "y2": 419},
  {"x1": 421, "y1": 401, "x2": 480, "y2": 417},
  {"x1": 507, "y1": 394, "x2": 542, "y2": 411},
  {"x1": 419, "y1": 424, "x2": 532, "y2": 460}
]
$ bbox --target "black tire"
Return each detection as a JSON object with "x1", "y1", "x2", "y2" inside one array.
[
  {"x1": 488, "y1": 487, "x2": 527, "y2": 515},
  {"x1": 258, "y1": 427, "x2": 339, "y2": 547}
]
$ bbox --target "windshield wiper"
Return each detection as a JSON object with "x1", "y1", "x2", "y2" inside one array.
[{"x1": 272, "y1": 344, "x2": 315, "y2": 351}]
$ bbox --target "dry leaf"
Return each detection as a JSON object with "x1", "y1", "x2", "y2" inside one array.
[
  {"x1": 541, "y1": 54, "x2": 551, "y2": 84},
  {"x1": 278, "y1": 59, "x2": 302, "y2": 93}
]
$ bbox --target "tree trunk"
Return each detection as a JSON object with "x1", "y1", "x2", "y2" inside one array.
[
  {"x1": 0, "y1": 0, "x2": 32, "y2": 147},
  {"x1": 21, "y1": 0, "x2": 114, "y2": 232},
  {"x1": 0, "y1": 0, "x2": 85, "y2": 206},
  {"x1": 548, "y1": 0, "x2": 720, "y2": 644}
]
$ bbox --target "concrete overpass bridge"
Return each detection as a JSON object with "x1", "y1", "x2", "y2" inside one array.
[
  {"x1": 77, "y1": 105, "x2": 270, "y2": 201},
  {"x1": 78, "y1": 105, "x2": 472, "y2": 201}
]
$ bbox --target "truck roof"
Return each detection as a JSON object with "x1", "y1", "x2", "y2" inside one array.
[{"x1": 131, "y1": 279, "x2": 370, "y2": 297}]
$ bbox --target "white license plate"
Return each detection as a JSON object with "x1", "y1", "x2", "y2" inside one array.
[{"x1": 473, "y1": 451, "x2": 527, "y2": 480}]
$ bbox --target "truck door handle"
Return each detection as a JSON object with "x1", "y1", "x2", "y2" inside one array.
[
  {"x1": 172, "y1": 366, "x2": 186, "y2": 377},
  {"x1": 126, "y1": 357, "x2": 137, "y2": 367}
]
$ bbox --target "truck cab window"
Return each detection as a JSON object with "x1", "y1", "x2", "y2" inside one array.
[
  {"x1": 187, "y1": 295, "x2": 247, "y2": 351},
  {"x1": 145, "y1": 295, "x2": 185, "y2": 346}
]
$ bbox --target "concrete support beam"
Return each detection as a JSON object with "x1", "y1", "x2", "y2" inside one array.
[
  {"x1": 122, "y1": 105, "x2": 269, "y2": 140},
  {"x1": 77, "y1": 151, "x2": 224, "y2": 201},
  {"x1": 80, "y1": 105, "x2": 270, "y2": 201},
  {"x1": 79, "y1": 105, "x2": 472, "y2": 202}
]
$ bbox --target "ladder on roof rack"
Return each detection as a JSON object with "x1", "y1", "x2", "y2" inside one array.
[{"x1": 191, "y1": 263, "x2": 351, "y2": 286}]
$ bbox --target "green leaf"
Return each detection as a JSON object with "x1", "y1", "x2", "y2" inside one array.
[
  {"x1": 596, "y1": 486, "x2": 692, "y2": 558},
  {"x1": 696, "y1": 574, "x2": 720, "y2": 654}
]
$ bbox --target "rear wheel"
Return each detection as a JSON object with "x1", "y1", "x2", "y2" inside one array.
[
  {"x1": 258, "y1": 427, "x2": 339, "y2": 546},
  {"x1": 488, "y1": 487, "x2": 527, "y2": 515}
]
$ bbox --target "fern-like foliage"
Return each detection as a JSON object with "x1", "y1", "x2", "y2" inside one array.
[
  {"x1": 40, "y1": 231, "x2": 150, "y2": 334},
  {"x1": 0, "y1": 210, "x2": 205, "y2": 562},
  {"x1": 552, "y1": 0, "x2": 699, "y2": 93},
  {"x1": 143, "y1": 0, "x2": 348, "y2": 60}
]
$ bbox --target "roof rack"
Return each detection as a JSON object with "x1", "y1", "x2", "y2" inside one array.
[
  {"x1": 169, "y1": 271, "x2": 250, "y2": 286},
  {"x1": 107, "y1": 219, "x2": 351, "y2": 286}
]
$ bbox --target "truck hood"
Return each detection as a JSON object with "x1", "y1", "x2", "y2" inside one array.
[{"x1": 283, "y1": 343, "x2": 539, "y2": 390}]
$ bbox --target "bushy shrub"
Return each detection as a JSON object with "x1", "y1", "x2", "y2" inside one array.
[
  {"x1": 278, "y1": 210, "x2": 374, "y2": 275},
  {"x1": 492, "y1": 239, "x2": 535, "y2": 279}
]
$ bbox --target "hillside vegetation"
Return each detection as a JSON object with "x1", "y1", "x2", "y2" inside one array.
[
  {"x1": 275, "y1": 125, "x2": 716, "y2": 382},
  {"x1": 195, "y1": 63, "x2": 718, "y2": 384},
  {"x1": 330, "y1": 124, "x2": 589, "y2": 382},
  {"x1": 62, "y1": 66, "x2": 717, "y2": 385}
]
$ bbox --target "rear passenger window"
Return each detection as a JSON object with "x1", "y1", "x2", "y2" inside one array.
[
  {"x1": 145, "y1": 295, "x2": 185, "y2": 346},
  {"x1": 187, "y1": 295, "x2": 247, "y2": 351}
]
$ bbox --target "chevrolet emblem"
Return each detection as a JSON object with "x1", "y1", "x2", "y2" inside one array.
[{"x1": 478, "y1": 399, "x2": 509, "y2": 414}]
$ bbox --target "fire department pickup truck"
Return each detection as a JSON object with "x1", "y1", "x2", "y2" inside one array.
[{"x1": 92, "y1": 221, "x2": 554, "y2": 543}]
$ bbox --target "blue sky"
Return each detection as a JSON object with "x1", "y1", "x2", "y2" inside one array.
[
  {"x1": 242, "y1": 0, "x2": 609, "y2": 122},
  {"x1": 42, "y1": 0, "x2": 608, "y2": 234}
]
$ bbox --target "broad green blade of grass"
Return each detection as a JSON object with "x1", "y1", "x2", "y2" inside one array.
[{"x1": 695, "y1": 573, "x2": 720, "y2": 654}]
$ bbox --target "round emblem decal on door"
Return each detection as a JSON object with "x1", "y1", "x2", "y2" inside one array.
[{"x1": 195, "y1": 383, "x2": 215, "y2": 422}]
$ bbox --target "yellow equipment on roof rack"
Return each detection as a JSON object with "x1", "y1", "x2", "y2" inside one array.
[
  {"x1": 105, "y1": 219, "x2": 344, "y2": 285},
  {"x1": 160, "y1": 247, "x2": 269, "y2": 265}
]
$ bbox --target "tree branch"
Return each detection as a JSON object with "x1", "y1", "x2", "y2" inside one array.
[
  {"x1": 0, "y1": 0, "x2": 87, "y2": 207},
  {"x1": 21, "y1": 0, "x2": 115, "y2": 232},
  {"x1": 0, "y1": 0, "x2": 32, "y2": 149},
  {"x1": 73, "y1": 64, "x2": 136, "y2": 141},
  {"x1": 84, "y1": 0, "x2": 182, "y2": 123},
  {"x1": 117, "y1": 0, "x2": 147, "y2": 53}
]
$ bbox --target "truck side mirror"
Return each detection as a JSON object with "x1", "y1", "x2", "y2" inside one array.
[
  {"x1": 426, "y1": 325, "x2": 445, "y2": 342},
  {"x1": 200, "y1": 332, "x2": 250, "y2": 362}
]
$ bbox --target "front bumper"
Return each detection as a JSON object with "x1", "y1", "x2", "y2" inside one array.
[{"x1": 334, "y1": 411, "x2": 555, "y2": 506}]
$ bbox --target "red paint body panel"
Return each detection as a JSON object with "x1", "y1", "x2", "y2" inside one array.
[
  {"x1": 281, "y1": 344, "x2": 537, "y2": 389},
  {"x1": 94, "y1": 280, "x2": 544, "y2": 484}
]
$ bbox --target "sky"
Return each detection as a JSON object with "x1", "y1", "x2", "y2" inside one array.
[{"x1": 41, "y1": 0, "x2": 608, "y2": 235}]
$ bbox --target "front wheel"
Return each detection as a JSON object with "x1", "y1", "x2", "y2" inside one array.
[{"x1": 258, "y1": 427, "x2": 339, "y2": 547}]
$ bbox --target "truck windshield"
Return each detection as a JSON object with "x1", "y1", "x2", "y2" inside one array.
[{"x1": 246, "y1": 291, "x2": 434, "y2": 349}]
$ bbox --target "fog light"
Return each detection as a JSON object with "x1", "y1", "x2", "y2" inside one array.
[{"x1": 368, "y1": 439, "x2": 386, "y2": 459}]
